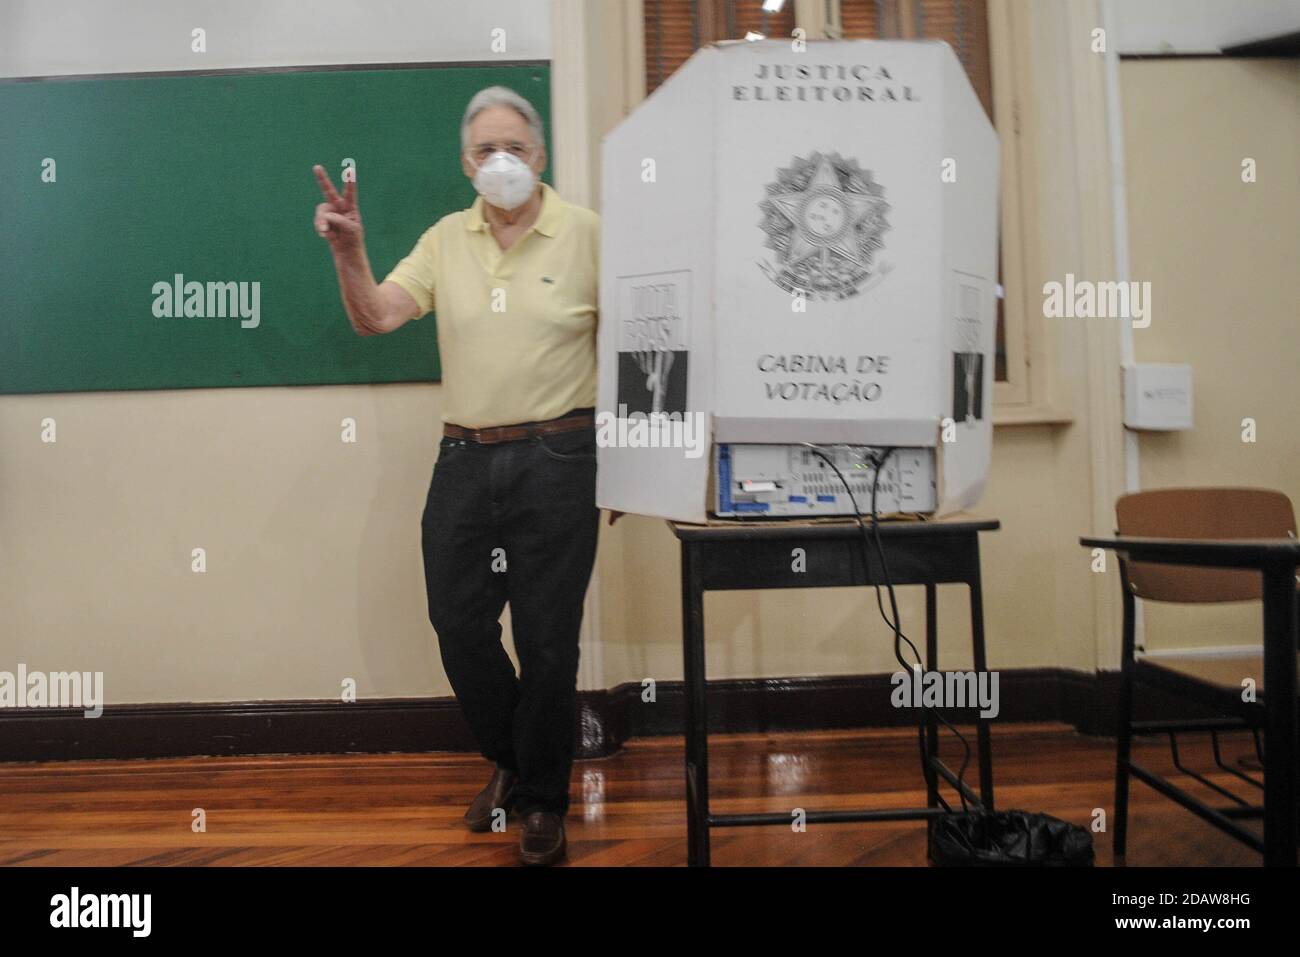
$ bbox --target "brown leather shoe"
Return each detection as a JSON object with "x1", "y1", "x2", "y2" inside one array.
[
  {"x1": 519, "y1": 811, "x2": 566, "y2": 866},
  {"x1": 464, "y1": 767, "x2": 516, "y2": 833}
]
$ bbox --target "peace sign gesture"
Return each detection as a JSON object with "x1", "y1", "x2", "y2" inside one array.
[{"x1": 312, "y1": 165, "x2": 364, "y2": 251}]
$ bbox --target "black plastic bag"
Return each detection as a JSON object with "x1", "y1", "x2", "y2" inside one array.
[{"x1": 929, "y1": 809, "x2": 1095, "y2": 867}]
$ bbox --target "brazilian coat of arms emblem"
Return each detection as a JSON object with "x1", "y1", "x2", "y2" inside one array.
[{"x1": 758, "y1": 152, "x2": 890, "y2": 301}]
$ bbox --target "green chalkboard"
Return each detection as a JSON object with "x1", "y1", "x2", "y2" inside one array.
[{"x1": 0, "y1": 63, "x2": 551, "y2": 394}]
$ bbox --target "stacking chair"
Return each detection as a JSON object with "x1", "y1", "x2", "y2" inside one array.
[{"x1": 1112, "y1": 487, "x2": 1298, "y2": 864}]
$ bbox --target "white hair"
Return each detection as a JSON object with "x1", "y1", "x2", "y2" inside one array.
[{"x1": 460, "y1": 86, "x2": 545, "y2": 150}]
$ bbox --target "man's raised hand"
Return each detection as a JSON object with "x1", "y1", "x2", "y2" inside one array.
[{"x1": 312, "y1": 165, "x2": 363, "y2": 251}]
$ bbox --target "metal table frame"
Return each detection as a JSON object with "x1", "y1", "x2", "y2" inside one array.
[{"x1": 673, "y1": 518, "x2": 1000, "y2": 866}]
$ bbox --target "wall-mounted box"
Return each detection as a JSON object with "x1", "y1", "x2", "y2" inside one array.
[
  {"x1": 597, "y1": 39, "x2": 1000, "y2": 522},
  {"x1": 1123, "y1": 363, "x2": 1194, "y2": 430}
]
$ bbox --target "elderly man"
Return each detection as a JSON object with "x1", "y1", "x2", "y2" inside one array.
[{"x1": 312, "y1": 86, "x2": 600, "y2": 866}]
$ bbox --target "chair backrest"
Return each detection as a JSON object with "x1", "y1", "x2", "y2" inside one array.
[{"x1": 1115, "y1": 487, "x2": 1297, "y2": 602}]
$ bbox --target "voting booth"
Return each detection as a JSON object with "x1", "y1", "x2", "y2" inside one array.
[{"x1": 596, "y1": 39, "x2": 1000, "y2": 523}]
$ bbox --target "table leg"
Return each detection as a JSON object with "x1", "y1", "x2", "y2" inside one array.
[
  {"x1": 924, "y1": 583, "x2": 940, "y2": 811},
  {"x1": 681, "y1": 540, "x2": 711, "y2": 866},
  {"x1": 1261, "y1": 562, "x2": 1297, "y2": 867},
  {"x1": 969, "y1": 548, "x2": 995, "y2": 811},
  {"x1": 923, "y1": 582, "x2": 940, "y2": 859}
]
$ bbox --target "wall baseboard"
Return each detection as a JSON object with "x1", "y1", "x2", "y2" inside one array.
[{"x1": 0, "y1": 667, "x2": 1214, "y2": 763}]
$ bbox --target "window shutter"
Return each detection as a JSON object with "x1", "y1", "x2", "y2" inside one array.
[
  {"x1": 840, "y1": 1, "x2": 992, "y2": 120},
  {"x1": 645, "y1": 0, "x2": 800, "y2": 95}
]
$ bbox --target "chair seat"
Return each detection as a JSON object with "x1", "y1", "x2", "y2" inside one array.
[{"x1": 1135, "y1": 649, "x2": 1298, "y2": 720}]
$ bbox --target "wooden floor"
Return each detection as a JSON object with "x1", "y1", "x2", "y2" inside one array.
[{"x1": 0, "y1": 723, "x2": 1263, "y2": 866}]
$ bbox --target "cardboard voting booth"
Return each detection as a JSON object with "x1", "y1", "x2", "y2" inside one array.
[{"x1": 596, "y1": 39, "x2": 1000, "y2": 523}]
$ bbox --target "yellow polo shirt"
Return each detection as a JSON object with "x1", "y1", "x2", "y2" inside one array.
[{"x1": 383, "y1": 183, "x2": 599, "y2": 429}]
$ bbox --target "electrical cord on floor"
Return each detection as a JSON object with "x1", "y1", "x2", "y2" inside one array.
[{"x1": 801, "y1": 443, "x2": 974, "y2": 813}]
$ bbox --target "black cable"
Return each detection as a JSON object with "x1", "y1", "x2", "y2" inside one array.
[{"x1": 802, "y1": 443, "x2": 974, "y2": 814}]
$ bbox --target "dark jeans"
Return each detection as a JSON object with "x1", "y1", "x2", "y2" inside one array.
[{"x1": 420, "y1": 417, "x2": 599, "y2": 817}]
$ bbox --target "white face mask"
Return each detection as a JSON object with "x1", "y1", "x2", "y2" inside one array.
[{"x1": 472, "y1": 151, "x2": 537, "y2": 211}]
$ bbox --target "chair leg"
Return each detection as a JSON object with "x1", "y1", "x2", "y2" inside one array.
[
  {"x1": 1113, "y1": 579, "x2": 1138, "y2": 865},
  {"x1": 1114, "y1": 668, "x2": 1134, "y2": 865}
]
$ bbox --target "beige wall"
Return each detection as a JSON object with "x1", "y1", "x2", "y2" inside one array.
[
  {"x1": 3, "y1": 3, "x2": 1295, "y2": 708},
  {"x1": 1, "y1": 385, "x2": 458, "y2": 701},
  {"x1": 1122, "y1": 57, "x2": 1300, "y2": 652}
]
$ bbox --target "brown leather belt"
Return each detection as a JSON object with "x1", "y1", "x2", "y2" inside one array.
[{"x1": 443, "y1": 410, "x2": 595, "y2": 445}]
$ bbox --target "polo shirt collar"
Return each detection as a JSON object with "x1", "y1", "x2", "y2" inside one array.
[{"x1": 465, "y1": 182, "x2": 560, "y2": 238}]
